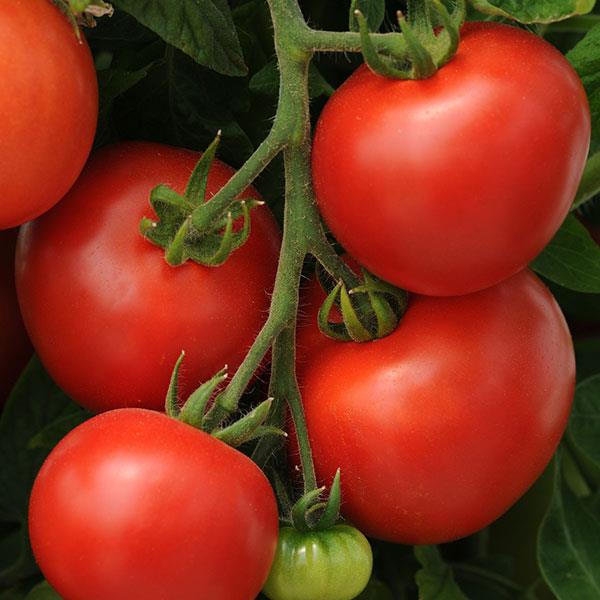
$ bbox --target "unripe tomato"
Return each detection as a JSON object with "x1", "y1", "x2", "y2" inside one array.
[
  {"x1": 262, "y1": 525, "x2": 373, "y2": 600},
  {"x1": 312, "y1": 23, "x2": 590, "y2": 296},
  {"x1": 0, "y1": 0, "x2": 98, "y2": 228},
  {"x1": 29, "y1": 408, "x2": 279, "y2": 600}
]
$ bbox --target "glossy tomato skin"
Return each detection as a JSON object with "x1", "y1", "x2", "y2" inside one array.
[
  {"x1": 295, "y1": 270, "x2": 575, "y2": 544},
  {"x1": 262, "y1": 525, "x2": 372, "y2": 600},
  {"x1": 16, "y1": 142, "x2": 280, "y2": 412},
  {"x1": 29, "y1": 409, "x2": 278, "y2": 600},
  {"x1": 0, "y1": 230, "x2": 32, "y2": 403},
  {"x1": 312, "y1": 23, "x2": 590, "y2": 296},
  {"x1": 0, "y1": 0, "x2": 97, "y2": 229}
]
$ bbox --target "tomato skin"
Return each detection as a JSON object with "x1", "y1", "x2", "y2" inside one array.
[
  {"x1": 311, "y1": 23, "x2": 590, "y2": 296},
  {"x1": 0, "y1": 0, "x2": 97, "y2": 229},
  {"x1": 0, "y1": 230, "x2": 32, "y2": 404},
  {"x1": 262, "y1": 525, "x2": 372, "y2": 600},
  {"x1": 295, "y1": 270, "x2": 575, "y2": 544},
  {"x1": 16, "y1": 142, "x2": 280, "y2": 413},
  {"x1": 29, "y1": 408, "x2": 279, "y2": 600}
]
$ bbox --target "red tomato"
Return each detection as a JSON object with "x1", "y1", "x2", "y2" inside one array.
[
  {"x1": 16, "y1": 142, "x2": 280, "y2": 412},
  {"x1": 0, "y1": 230, "x2": 32, "y2": 403},
  {"x1": 311, "y1": 23, "x2": 590, "y2": 296},
  {"x1": 294, "y1": 269, "x2": 575, "y2": 544},
  {"x1": 29, "y1": 408, "x2": 278, "y2": 600},
  {"x1": 0, "y1": 0, "x2": 97, "y2": 229}
]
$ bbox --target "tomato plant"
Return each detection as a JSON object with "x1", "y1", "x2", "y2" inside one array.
[
  {"x1": 16, "y1": 142, "x2": 280, "y2": 413},
  {"x1": 295, "y1": 269, "x2": 575, "y2": 544},
  {"x1": 1, "y1": 2, "x2": 599, "y2": 599},
  {"x1": 0, "y1": 0, "x2": 98, "y2": 229},
  {"x1": 0, "y1": 230, "x2": 32, "y2": 403},
  {"x1": 312, "y1": 22, "x2": 591, "y2": 296},
  {"x1": 29, "y1": 408, "x2": 279, "y2": 600},
  {"x1": 262, "y1": 525, "x2": 373, "y2": 600}
]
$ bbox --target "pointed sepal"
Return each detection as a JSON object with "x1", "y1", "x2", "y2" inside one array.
[
  {"x1": 290, "y1": 470, "x2": 342, "y2": 531},
  {"x1": 212, "y1": 398, "x2": 286, "y2": 447},
  {"x1": 178, "y1": 367, "x2": 229, "y2": 429},
  {"x1": 317, "y1": 266, "x2": 408, "y2": 342}
]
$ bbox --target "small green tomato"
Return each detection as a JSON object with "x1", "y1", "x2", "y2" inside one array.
[{"x1": 262, "y1": 524, "x2": 373, "y2": 600}]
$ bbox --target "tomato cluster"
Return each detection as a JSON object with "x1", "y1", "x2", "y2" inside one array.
[{"x1": 0, "y1": 6, "x2": 589, "y2": 600}]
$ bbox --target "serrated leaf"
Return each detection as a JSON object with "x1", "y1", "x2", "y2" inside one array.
[
  {"x1": 0, "y1": 358, "x2": 87, "y2": 586},
  {"x1": 538, "y1": 455, "x2": 600, "y2": 599},
  {"x1": 530, "y1": 214, "x2": 600, "y2": 293},
  {"x1": 568, "y1": 375, "x2": 600, "y2": 469},
  {"x1": 112, "y1": 0, "x2": 247, "y2": 76},
  {"x1": 414, "y1": 546, "x2": 468, "y2": 599},
  {"x1": 25, "y1": 581, "x2": 61, "y2": 600},
  {"x1": 167, "y1": 50, "x2": 254, "y2": 161},
  {"x1": 470, "y1": 0, "x2": 595, "y2": 24},
  {"x1": 568, "y1": 25, "x2": 600, "y2": 150},
  {"x1": 349, "y1": 0, "x2": 386, "y2": 32}
]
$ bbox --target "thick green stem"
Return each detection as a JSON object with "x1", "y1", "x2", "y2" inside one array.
[
  {"x1": 192, "y1": 126, "x2": 287, "y2": 231},
  {"x1": 572, "y1": 151, "x2": 600, "y2": 210},
  {"x1": 304, "y1": 29, "x2": 407, "y2": 55},
  {"x1": 270, "y1": 326, "x2": 318, "y2": 493},
  {"x1": 205, "y1": 0, "x2": 388, "y2": 492}
]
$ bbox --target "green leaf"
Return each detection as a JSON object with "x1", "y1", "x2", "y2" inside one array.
[
  {"x1": 568, "y1": 25, "x2": 600, "y2": 149},
  {"x1": 414, "y1": 545, "x2": 468, "y2": 599},
  {"x1": 111, "y1": 0, "x2": 247, "y2": 76},
  {"x1": 0, "y1": 358, "x2": 87, "y2": 586},
  {"x1": 97, "y1": 65, "x2": 151, "y2": 111},
  {"x1": 470, "y1": 0, "x2": 595, "y2": 23},
  {"x1": 250, "y1": 61, "x2": 333, "y2": 99},
  {"x1": 349, "y1": 0, "x2": 386, "y2": 32},
  {"x1": 25, "y1": 581, "x2": 61, "y2": 600},
  {"x1": 530, "y1": 214, "x2": 600, "y2": 293},
  {"x1": 538, "y1": 454, "x2": 600, "y2": 598},
  {"x1": 27, "y1": 412, "x2": 90, "y2": 450},
  {"x1": 568, "y1": 375, "x2": 600, "y2": 470}
]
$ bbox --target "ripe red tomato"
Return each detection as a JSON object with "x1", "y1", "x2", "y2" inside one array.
[
  {"x1": 0, "y1": 230, "x2": 32, "y2": 403},
  {"x1": 294, "y1": 269, "x2": 575, "y2": 544},
  {"x1": 29, "y1": 408, "x2": 278, "y2": 600},
  {"x1": 0, "y1": 0, "x2": 98, "y2": 229},
  {"x1": 311, "y1": 23, "x2": 590, "y2": 296},
  {"x1": 16, "y1": 142, "x2": 280, "y2": 412}
]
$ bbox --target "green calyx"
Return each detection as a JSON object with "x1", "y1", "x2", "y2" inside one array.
[
  {"x1": 140, "y1": 132, "x2": 263, "y2": 267},
  {"x1": 291, "y1": 470, "x2": 342, "y2": 532},
  {"x1": 165, "y1": 352, "x2": 285, "y2": 448},
  {"x1": 317, "y1": 265, "x2": 408, "y2": 343},
  {"x1": 356, "y1": 0, "x2": 466, "y2": 80}
]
